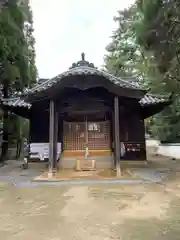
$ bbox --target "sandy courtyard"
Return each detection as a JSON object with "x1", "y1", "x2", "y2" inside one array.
[{"x1": 0, "y1": 157, "x2": 180, "y2": 239}]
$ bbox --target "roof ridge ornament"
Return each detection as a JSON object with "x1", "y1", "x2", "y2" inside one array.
[
  {"x1": 81, "y1": 52, "x2": 85, "y2": 61},
  {"x1": 70, "y1": 52, "x2": 96, "y2": 69}
]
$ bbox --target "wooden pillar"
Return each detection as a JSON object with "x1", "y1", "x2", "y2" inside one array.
[
  {"x1": 141, "y1": 119, "x2": 147, "y2": 160},
  {"x1": 85, "y1": 116, "x2": 89, "y2": 158},
  {"x1": 114, "y1": 96, "x2": 121, "y2": 176},
  {"x1": 53, "y1": 108, "x2": 58, "y2": 169},
  {"x1": 48, "y1": 99, "x2": 58, "y2": 176},
  {"x1": 112, "y1": 110, "x2": 116, "y2": 167}
]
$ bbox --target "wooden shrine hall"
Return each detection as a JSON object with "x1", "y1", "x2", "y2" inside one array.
[{"x1": 1, "y1": 53, "x2": 171, "y2": 173}]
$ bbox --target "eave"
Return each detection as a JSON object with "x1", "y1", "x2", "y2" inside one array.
[
  {"x1": 2, "y1": 98, "x2": 31, "y2": 109},
  {"x1": 1, "y1": 93, "x2": 171, "y2": 117},
  {"x1": 16, "y1": 66, "x2": 145, "y2": 102},
  {"x1": 26, "y1": 66, "x2": 142, "y2": 94},
  {"x1": 140, "y1": 94, "x2": 171, "y2": 118},
  {"x1": 0, "y1": 98, "x2": 31, "y2": 119}
]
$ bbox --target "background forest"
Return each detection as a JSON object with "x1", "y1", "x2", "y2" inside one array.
[{"x1": 105, "y1": 0, "x2": 180, "y2": 143}]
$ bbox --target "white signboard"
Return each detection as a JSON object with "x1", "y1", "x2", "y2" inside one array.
[{"x1": 29, "y1": 142, "x2": 61, "y2": 161}]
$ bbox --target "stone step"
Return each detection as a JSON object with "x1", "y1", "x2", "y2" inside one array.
[
  {"x1": 76, "y1": 158, "x2": 96, "y2": 171},
  {"x1": 59, "y1": 155, "x2": 114, "y2": 169}
]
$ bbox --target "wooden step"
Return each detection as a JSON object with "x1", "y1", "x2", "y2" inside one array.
[{"x1": 64, "y1": 150, "x2": 112, "y2": 157}]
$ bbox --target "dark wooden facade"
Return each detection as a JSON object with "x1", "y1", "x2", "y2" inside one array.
[{"x1": 29, "y1": 86, "x2": 146, "y2": 163}]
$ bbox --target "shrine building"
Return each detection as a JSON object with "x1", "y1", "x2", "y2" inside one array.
[{"x1": 1, "y1": 54, "x2": 171, "y2": 171}]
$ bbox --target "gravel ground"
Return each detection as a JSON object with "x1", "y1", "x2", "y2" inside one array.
[{"x1": 0, "y1": 158, "x2": 180, "y2": 239}]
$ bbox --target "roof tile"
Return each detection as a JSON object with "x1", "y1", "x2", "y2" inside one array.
[
  {"x1": 1, "y1": 93, "x2": 169, "y2": 109},
  {"x1": 26, "y1": 66, "x2": 141, "y2": 95}
]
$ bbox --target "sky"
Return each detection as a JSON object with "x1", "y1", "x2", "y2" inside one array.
[{"x1": 30, "y1": 0, "x2": 135, "y2": 78}]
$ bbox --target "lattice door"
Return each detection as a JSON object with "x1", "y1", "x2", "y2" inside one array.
[
  {"x1": 63, "y1": 122, "x2": 86, "y2": 150},
  {"x1": 88, "y1": 121, "x2": 110, "y2": 150},
  {"x1": 63, "y1": 121, "x2": 110, "y2": 151}
]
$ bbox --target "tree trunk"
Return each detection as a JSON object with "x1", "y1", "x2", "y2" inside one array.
[{"x1": 0, "y1": 85, "x2": 9, "y2": 163}]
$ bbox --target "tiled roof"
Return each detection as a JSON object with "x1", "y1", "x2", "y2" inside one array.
[
  {"x1": 0, "y1": 54, "x2": 170, "y2": 109},
  {"x1": 25, "y1": 66, "x2": 141, "y2": 95},
  {"x1": 1, "y1": 93, "x2": 170, "y2": 109},
  {"x1": 139, "y1": 94, "x2": 169, "y2": 106},
  {"x1": 2, "y1": 98, "x2": 31, "y2": 109},
  {"x1": 16, "y1": 54, "x2": 144, "y2": 97}
]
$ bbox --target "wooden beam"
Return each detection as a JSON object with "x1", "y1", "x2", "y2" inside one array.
[{"x1": 114, "y1": 96, "x2": 121, "y2": 176}]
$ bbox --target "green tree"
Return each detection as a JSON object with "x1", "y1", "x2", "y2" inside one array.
[
  {"x1": 0, "y1": 1, "x2": 37, "y2": 161},
  {"x1": 105, "y1": 1, "x2": 180, "y2": 142},
  {"x1": 105, "y1": 4, "x2": 142, "y2": 78},
  {"x1": 104, "y1": 3, "x2": 153, "y2": 88},
  {"x1": 136, "y1": 0, "x2": 180, "y2": 142}
]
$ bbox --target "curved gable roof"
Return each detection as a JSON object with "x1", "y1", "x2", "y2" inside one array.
[
  {"x1": 21, "y1": 53, "x2": 144, "y2": 98},
  {"x1": 1, "y1": 54, "x2": 171, "y2": 110},
  {"x1": 26, "y1": 66, "x2": 142, "y2": 96}
]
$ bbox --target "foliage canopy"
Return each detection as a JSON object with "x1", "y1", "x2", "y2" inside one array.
[{"x1": 105, "y1": 0, "x2": 180, "y2": 142}]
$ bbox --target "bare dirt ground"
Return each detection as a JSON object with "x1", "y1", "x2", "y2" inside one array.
[{"x1": 1, "y1": 155, "x2": 180, "y2": 239}]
